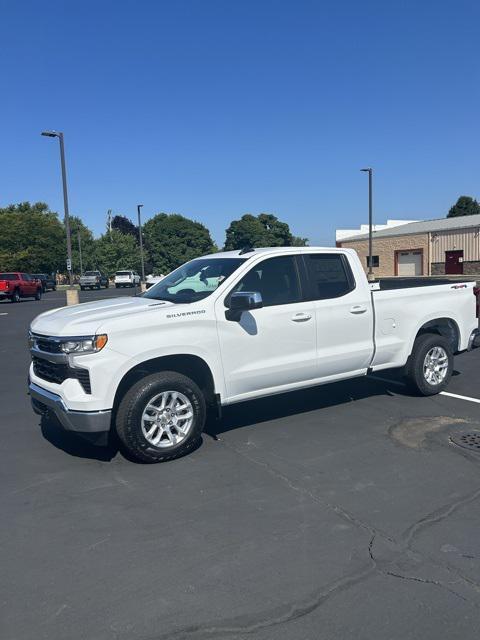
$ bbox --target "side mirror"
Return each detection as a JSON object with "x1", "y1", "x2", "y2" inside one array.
[{"x1": 226, "y1": 291, "x2": 263, "y2": 321}]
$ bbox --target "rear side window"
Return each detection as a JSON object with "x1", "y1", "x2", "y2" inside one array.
[
  {"x1": 228, "y1": 256, "x2": 301, "y2": 307},
  {"x1": 0, "y1": 273, "x2": 18, "y2": 281},
  {"x1": 303, "y1": 254, "x2": 355, "y2": 300}
]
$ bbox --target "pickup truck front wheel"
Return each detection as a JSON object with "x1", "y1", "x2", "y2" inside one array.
[
  {"x1": 405, "y1": 333, "x2": 453, "y2": 396},
  {"x1": 115, "y1": 372, "x2": 205, "y2": 463}
]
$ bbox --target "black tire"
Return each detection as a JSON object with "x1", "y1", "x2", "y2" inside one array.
[
  {"x1": 405, "y1": 333, "x2": 453, "y2": 396},
  {"x1": 115, "y1": 284, "x2": 119, "y2": 289},
  {"x1": 115, "y1": 371, "x2": 206, "y2": 463},
  {"x1": 35, "y1": 288, "x2": 42, "y2": 301},
  {"x1": 80, "y1": 286, "x2": 85, "y2": 291},
  {"x1": 10, "y1": 289, "x2": 20, "y2": 303}
]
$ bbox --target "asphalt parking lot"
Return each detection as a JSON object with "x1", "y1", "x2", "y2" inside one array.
[{"x1": 1, "y1": 288, "x2": 480, "y2": 640}]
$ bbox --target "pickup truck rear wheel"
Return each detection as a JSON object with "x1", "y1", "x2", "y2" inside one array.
[
  {"x1": 115, "y1": 371, "x2": 205, "y2": 463},
  {"x1": 405, "y1": 333, "x2": 453, "y2": 396},
  {"x1": 10, "y1": 289, "x2": 20, "y2": 303}
]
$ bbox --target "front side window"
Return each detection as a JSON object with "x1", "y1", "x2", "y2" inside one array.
[
  {"x1": 144, "y1": 257, "x2": 246, "y2": 304},
  {"x1": 304, "y1": 253, "x2": 355, "y2": 300},
  {"x1": 228, "y1": 256, "x2": 301, "y2": 307}
]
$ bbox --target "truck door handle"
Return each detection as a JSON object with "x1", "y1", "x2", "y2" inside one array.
[
  {"x1": 350, "y1": 305, "x2": 367, "y2": 314},
  {"x1": 292, "y1": 313, "x2": 312, "y2": 322}
]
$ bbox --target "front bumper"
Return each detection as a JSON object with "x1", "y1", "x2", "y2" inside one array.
[{"x1": 29, "y1": 381, "x2": 112, "y2": 435}]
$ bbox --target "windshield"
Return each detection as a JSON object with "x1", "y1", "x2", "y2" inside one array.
[
  {"x1": 84, "y1": 271, "x2": 99, "y2": 276},
  {"x1": 144, "y1": 257, "x2": 246, "y2": 304},
  {"x1": 116, "y1": 271, "x2": 132, "y2": 276}
]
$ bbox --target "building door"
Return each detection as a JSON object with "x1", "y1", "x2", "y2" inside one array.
[
  {"x1": 445, "y1": 250, "x2": 463, "y2": 275},
  {"x1": 396, "y1": 250, "x2": 423, "y2": 276}
]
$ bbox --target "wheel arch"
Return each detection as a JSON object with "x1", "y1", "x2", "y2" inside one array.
[
  {"x1": 112, "y1": 354, "x2": 216, "y2": 415},
  {"x1": 414, "y1": 317, "x2": 460, "y2": 353}
]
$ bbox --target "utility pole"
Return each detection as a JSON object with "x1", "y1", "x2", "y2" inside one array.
[
  {"x1": 107, "y1": 209, "x2": 112, "y2": 238},
  {"x1": 137, "y1": 204, "x2": 146, "y2": 283},
  {"x1": 41, "y1": 130, "x2": 74, "y2": 287},
  {"x1": 77, "y1": 230, "x2": 83, "y2": 275},
  {"x1": 361, "y1": 167, "x2": 374, "y2": 282}
]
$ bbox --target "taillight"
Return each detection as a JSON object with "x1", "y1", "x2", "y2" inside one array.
[{"x1": 474, "y1": 287, "x2": 480, "y2": 318}]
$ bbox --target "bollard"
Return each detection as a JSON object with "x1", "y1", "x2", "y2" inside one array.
[{"x1": 66, "y1": 288, "x2": 79, "y2": 306}]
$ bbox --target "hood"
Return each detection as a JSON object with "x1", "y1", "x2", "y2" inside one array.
[{"x1": 30, "y1": 296, "x2": 174, "y2": 337}]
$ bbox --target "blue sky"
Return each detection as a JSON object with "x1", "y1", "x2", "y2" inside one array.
[{"x1": 1, "y1": 0, "x2": 479, "y2": 246}]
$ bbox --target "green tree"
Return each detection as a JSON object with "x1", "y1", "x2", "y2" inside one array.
[
  {"x1": 447, "y1": 196, "x2": 480, "y2": 218},
  {"x1": 143, "y1": 213, "x2": 217, "y2": 274},
  {"x1": 224, "y1": 213, "x2": 308, "y2": 250},
  {"x1": 70, "y1": 216, "x2": 96, "y2": 274},
  {"x1": 94, "y1": 230, "x2": 142, "y2": 276},
  {"x1": 0, "y1": 202, "x2": 65, "y2": 272},
  {"x1": 111, "y1": 214, "x2": 139, "y2": 240}
]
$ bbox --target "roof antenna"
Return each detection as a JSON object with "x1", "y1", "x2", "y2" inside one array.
[{"x1": 239, "y1": 246, "x2": 255, "y2": 255}]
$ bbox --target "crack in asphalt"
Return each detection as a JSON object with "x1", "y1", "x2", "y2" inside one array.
[
  {"x1": 402, "y1": 486, "x2": 480, "y2": 545},
  {"x1": 219, "y1": 438, "x2": 396, "y2": 546},
  {"x1": 384, "y1": 570, "x2": 468, "y2": 602},
  {"x1": 152, "y1": 563, "x2": 376, "y2": 639},
  {"x1": 146, "y1": 439, "x2": 480, "y2": 640}
]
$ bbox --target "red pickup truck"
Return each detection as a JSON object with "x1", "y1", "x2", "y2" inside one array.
[{"x1": 0, "y1": 273, "x2": 43, "y2": 302}]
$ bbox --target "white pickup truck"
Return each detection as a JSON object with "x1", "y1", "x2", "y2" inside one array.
[{"x1": 28, "y1": 247, "x2": 479, "y2": 463}]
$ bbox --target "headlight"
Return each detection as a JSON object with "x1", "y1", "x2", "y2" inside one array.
[{"x1": 60, "y1": 334, "x2": 108, "y2": 354}]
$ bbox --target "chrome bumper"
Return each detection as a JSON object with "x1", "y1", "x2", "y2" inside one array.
[{"x1": 29, "y1": 381, "x2": 111, "y2": 434}]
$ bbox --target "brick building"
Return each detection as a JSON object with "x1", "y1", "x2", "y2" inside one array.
[{"x1": 337, "y1": 214, "x2": 480, "y2": 277}]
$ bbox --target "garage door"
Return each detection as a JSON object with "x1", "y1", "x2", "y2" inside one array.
[{"x1": 397, "y1": 251, "x2": 423, "y2": 276}]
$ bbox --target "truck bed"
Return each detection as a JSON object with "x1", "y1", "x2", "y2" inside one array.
[{"x1": 376, "y1": 277, "x2": 478, "y2": 290}]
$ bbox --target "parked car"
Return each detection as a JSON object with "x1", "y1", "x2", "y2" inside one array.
[
  {"x1": 28, "y1": 247, "x2": 480, "y2": 463},
  {"x1": 1, "y1": 272, "x2": 42, "y2": 302},
  {"x1": 31, "y1": 273, "x2": 56, "y2": 292},
  {"x1": 146, "y1": 274, "x2": 165, "y2": 289},
  {"x1": 79, "y1": 271, "x2": 109, "y2": 290},
  {"x1": 114, "y1": 270, "x2": 141, "y2": 288}
]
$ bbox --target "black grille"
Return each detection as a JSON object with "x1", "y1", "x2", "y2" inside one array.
[
  {"x1": 75, "y1": 368, "x2": 92, "y2": 394},
  {"x1": 33, "y1": 356, "x2": 66, "y2": 384},
  {"x1": 34, "y1": 335, "x2": 63, "y2": 353},
  {"x1": 32, "y1": 356, "x2": 91, "y2": 394}
]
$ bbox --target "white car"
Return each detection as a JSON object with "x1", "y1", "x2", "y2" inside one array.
[
  {"x1": 146, "y1": 274, "x2": 165, "y2": 289},
  {"x1": 114, "y1": 270, "x2": 141, "y2": 288},
  {"x1": 29, "y1": 247, "x2": 479, "y2": 463}
]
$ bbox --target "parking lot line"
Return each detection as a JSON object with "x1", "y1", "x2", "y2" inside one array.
[
  {"x1": 0, "y1": 312, "x2": 8, "y2": 316},
  {"x1": 440, "y1": 390, "x2": 480, "y2": 404},
  {"x1": 369, "y1": 375, "x2": 480, "y2": 404}
]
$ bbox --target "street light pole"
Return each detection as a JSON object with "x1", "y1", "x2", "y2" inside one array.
[
  {"x1": 137, "y1": 204, "x2": 146, "y2": 283},
  {"x1": 361, "y1": 167, "x2": 374, "y2": 282},
  {"x1": 41, "y1": 130, "x2": 73, "y2": 287},
  {"x1": 77, "y1": 230, "x2": 83, "y2": 276}
]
